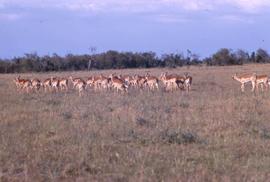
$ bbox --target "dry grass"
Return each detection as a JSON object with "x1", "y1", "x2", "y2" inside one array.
[{"x1": 1, "y1": 65, "x2": 270, "y2": 181}]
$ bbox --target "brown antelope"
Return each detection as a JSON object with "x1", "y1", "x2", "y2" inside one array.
[
  {"x1": 159, "y1": 72, "x2": 178, "y2": 91},
  {"x1": 14, "y1": 76, "x2": 32, "y2": 93},
  {"x1": 145, "y1": 73, "x2": 159, "y2": 91},
  {"x1": 51, "y1": 77, "x2": 60, "y2": 92},
  {"x1": 109, "y1": 74, "x2": 128, "y2": 92},
  {"x1": 135, "y1": 75, "x2": 147, "y2": 89},
  {"x1": 31, "y1": 78, "x2": 41, "y2": 92},
  {"x1": 256, "y1": 74, "x2": 268, "y2": 92},
  {"x1": 86, "y1": 76, "x2": 95, "y2": 89},
  {"x1": 183, "y1": 73, "x2": 192, "y2": 92},
  {"x1": 96, "y1": 74, "x2": 110, "y2": 90},
  {"x1": 232, "y1": 73, "x2": 257, "y2": 92},
  {"x1": 69, "y1": 76, "x2": 82, "y2": 89},
  {"x1": 59, "y1": 78, "x2": 69, "y2": 91},
  {"x1": 42, "y1": 78, "x2": 52, "y2": 92},
  {"x1": 74, "y1": 79, "x2": 86, "y2": 96},
  {"x1": 129, "y1": 76, "x2": 138, "y2": 88},
  {"x1": 13, "y1": 76, "x2": 25, "y2": 91},
  {"x1": 86, "y1": 75, "x2": 107, "y2": 91}
]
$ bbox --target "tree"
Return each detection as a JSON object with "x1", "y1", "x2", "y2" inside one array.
[{"x1": 255, "y1": 49, "x2": 270, "y2": 63}]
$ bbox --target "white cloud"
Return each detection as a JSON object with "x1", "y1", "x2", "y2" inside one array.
[
  {"x1": 0, "y1": 13, "x2": 22, "y2": 21},
  {"x1": 217, "y1": 14, "x2": 255, "y2": 24},
  {"x1": 0, "y1": 0, "x2": 270, "y2": 13},
  {"x1": 224, "y1": 0, "x2": 270, "y2": 12},
  {"x1": 156, "y1": 14, "x2": 191, "y2": 23}
]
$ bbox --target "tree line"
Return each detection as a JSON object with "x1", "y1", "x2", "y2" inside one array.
[{"x1": 0, "y1": 48, "x2": 269, "y2": 73}]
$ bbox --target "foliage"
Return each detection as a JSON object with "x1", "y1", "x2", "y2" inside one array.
[{"x1": 0, "y1": 48, "x2": 269, "y2": 73}]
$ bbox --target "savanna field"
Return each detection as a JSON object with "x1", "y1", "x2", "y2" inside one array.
[{"x1": 2, "y1": 64, "x2": 270, "y2": 181}]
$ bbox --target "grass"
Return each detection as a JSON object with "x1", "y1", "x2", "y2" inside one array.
[{"x1": 1, "y1": 65, "x2": 270, "y2": 181}]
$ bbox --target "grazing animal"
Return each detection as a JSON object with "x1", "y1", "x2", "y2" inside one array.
[
  {"x1": 59, "y1": 78, "x2": 69, "y2": 91},
  {"x1": 109, "y1": 74, "x2": 128, "y2": 92},
  {"x1": 51, "y1": 77, "x2": 60, "y2": 92},
  {"x1": 232, "y1": 73, "x2": 257, "y2": 92},
  {"x1": 256, "y1": 74, "x2": 268, "y2": 92},
  {"x1": 14, "y1": 76, "x2": 32, "y2": 93},
  {"x1": 31, "y1": 78, "x2": 41, "y2": 92},
  {"x1": 145, "y1": 73, "x2": 159, "y2": 91},
  {"x1": 42, "y1": 78, "x2": 52, "y2": 92}
]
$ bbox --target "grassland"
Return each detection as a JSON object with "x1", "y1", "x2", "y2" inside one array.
[{"x1": 1, "y1": 64, "x2": 270, "y2": 181}]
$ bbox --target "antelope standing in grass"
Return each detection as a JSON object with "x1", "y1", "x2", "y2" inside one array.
[
  {"x1": 134, "y1": 75, "x2": 147, "y2": 90},
  {"x1": 159, "y1": 72, "x2": 178, "y2": 91},
  {"x1": 183, "y1": 73, "x2": 192, "y2": 92},
  {"x1": 129, "y1": 76, "x2": 138, "y2": 88},
  {"x1": 31, "y1": 78, "x2": 41, "y2": 92},
  {"x1": 74, "y1": 79, "x2": 86, "y2": 96},
  {"x1": 42, "y1": 78, "x2": 52, "y2": 92},
  {"x1": 69, "y1": 76, "x2": 82, "y2": 89},
  {"x1": 109, "y1": 74, "x2": 128, "y2": 92},
  {"x1": 59, "y1": 78, "x2": 69, "y2": 91},
  {"x1": 14, "y1": 76, "x2": 32, "y2": 93},
  {"x1": 51, "y1": 77, "x2": 60, "y2": 92},
  {"x1": 13, "y1": 76, "x2": 25, "y2": 91},
  {"x1": 145, "y1": 73, "x2": 159, "y2": 91},
  {"x1": 255, "y1": 74, "x2": 268, "y2": 92},
  {"x1": 96, "y1": 74, "x2": 110, "y2": 90},
  {"x1": 232, "y1": 73, "x2": 257, "y2": 92}
]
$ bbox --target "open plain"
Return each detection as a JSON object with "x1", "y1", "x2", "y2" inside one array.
[{"x1": 1, "y1": 64, "x2": 270, "y2": 181}]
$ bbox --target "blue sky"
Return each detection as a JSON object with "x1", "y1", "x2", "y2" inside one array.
[{"x1": 1, "y1": 0, "x2": 270, "y2": 58}]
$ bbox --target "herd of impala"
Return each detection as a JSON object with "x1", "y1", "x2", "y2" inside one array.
[
  {"x1": 232, "y1": 73, "x2": 270, "y2": 92},
  {"x1": 13, "y1": 72, "x2": 192, "y2": 96},
  {"x1": 13, "y1": 71, "x2": 270, "y2": 95}
]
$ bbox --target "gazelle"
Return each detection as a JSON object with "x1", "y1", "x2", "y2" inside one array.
[
  {"x1": 159, "y1": 72, "x2": 178, "y2": 91},
  {"x1": 74, "y1": 79, "x2": 86, "y2": 96},
  {"x1": 42, "y1": 78, "x2": 52, "y2": 92},
  {"x1": 232, "y1": 73, "x2": 257, "y2": 92},
  {"x1": 51, "y1": 77, "x2": 60, "y2": 92},
  {"x1": 14, "y1": 76, "x2": 32, "y2": 93},
  {"x1": 59, "y1": 78, "x2": 69, "y2": 91},
  {"x1": 31, "y1": 78, "x2": 41, "y2": 92},
  {"x1": 145, "y1": 73, "x2": 159, "y2": 91},
  {"x1": 96, "y1": 74, "x2": 110, "y2": 90},
  {"x1": 69, "y1": 76, "x2": 82, "y2": 89},
  {"x1": 256, "y1": 74, "x2": 268, "y2": 92},
  {"x1": 129, "y1": 76, "x2": 138, "y2": 88},
  {"x1": 183, "y1": 73, "x2": 192, "y2": 92},
  {"x1": 13, "y1": 76, "x2": 25, "y2": 91},
  {"x1": 109, "y1": 74, "x2": 128, "y2": 92},
  {"x1": 135, "y1": 75, "x2": 147, "y2": 89}
]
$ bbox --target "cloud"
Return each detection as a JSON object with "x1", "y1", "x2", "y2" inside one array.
[
  {"x1": 0, "y1": 13, "x2": 22, "y2": 21},
  {"x1": 1, "y1": 0, "x2": 270, "y2": 13},
  {"x1": 217, "y1": 14, "x2": 255, "y2": 24},
  {"x1": 156, "y1": 14, "x2": 191, "y2": 23}
]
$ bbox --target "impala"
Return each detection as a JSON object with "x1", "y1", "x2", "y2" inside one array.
[
  {"x1": 69, "y1": 76, "x2": 82, "y2": 89},
  {"x1": 31, "y1": 78, "x2": 41, "y2": 92},
  {"x1": 159, "y1": 72, "x2": 178, "y2": 91},
  {"x1": 74, "y1": 79, "x2": 86, "y2": 96},
  {"x1": 43, "y1": 78, "x2": 52, "y2": 92},
  {"x1": 145, "y1": 74, "x2": 159, "y2": 91},
  {"x1": 109, "y1": 74, "x2": 128, "y2": 92},
  {"x1": 134, "y1": 75, "x2": 147, "y2": 89},
  {"x1": 255, "y1": 74, "x2": 268, "y2": 92},
  {"x1": 232, "y1": 73, "x2": 257, "y2": 92},
  {"x1": 14, "y1": 76, "x2": 32, "y2": 93},
  {"x1": 59, "y1": 78, "x2": 69, "y2": 91},
  {"x1": 183, "y1": 73, "x2": 192, "y2": 92},
  {"x1": 51, "y1": 77, "x2": 60, "y2": 92},
  {"x1": 13, "y1": 76, "x2": 25, "y2": 91}
]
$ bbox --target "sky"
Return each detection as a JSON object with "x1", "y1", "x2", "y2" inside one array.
[{"x1": 1, "y1": 0, "x2": 270, "y2": 59}]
